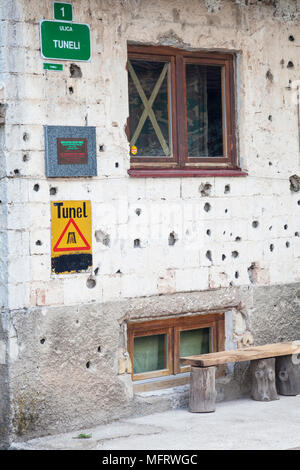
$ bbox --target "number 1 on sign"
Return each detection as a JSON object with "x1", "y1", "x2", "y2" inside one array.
[{"x1": 53, "y1": 2, "x2": 73, "y2": 21}]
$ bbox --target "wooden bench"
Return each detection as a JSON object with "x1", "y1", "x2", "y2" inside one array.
[{"x1": 180, "y1": 341, "x2": 300, "y2": 413}]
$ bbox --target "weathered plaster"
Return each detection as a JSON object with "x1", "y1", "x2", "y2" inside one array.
[
  {"x1": 4, "y1": 283, "x2": 299, "y2": 443},
  {"x1": 0, "y1": 0, "x2": 299, "y2": 446},
  {"x1": 250, "y1": 283, "x2": 300, "y2": 344}
]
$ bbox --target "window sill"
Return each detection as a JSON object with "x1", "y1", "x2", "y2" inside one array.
[
  {"x1": 133, "y1": 372, "x2": 190, "y2": 393},
  {"x1": 128, "y1": 169, "x2": 248, "y2": 178}
]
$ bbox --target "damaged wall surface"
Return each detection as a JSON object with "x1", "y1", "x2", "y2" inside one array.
[{"x1": 0, "y1": 0, "x2": 300, "y2": 447}]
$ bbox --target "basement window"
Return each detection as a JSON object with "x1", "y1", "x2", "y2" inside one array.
[
  {"x1": 127, "y1": 45, "x2": 244, "y2": 178},
  {"x1": 127, "y1": 313, "x2": 225, "y2": 382}
]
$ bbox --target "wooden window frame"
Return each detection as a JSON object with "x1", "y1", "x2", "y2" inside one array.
[
  {"x1": 127, "y1": 45, "x2": 247, "y2": 178},
  {"x1": 174, "y1": 323, "x2": 214, "y2": 375},
  {"x1": 128, "y1": 326, "x2": 173, "y2": 381},
  {"x1": 128, "y1": 53, "x2": 177, "y2": 165},
  {"x1": 127, "y1": 313, "x2": 225, "y2": 382}
]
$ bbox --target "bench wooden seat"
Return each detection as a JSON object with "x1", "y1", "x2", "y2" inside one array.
[
  {"x1": 181, "y1": 341, "x2": 300, "y2": 367},
  {"x1": 180, "y1": 341, "x2": 300, "y2": 413}
]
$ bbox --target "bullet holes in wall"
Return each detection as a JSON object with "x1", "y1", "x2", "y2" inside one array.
[
  {"x1": 95, "y1": 229, "x2": 110, "y2": 246},
  {"x1": 199, "y1": 183, "x2": 212, "y2": 197},
  {"x1": 134, "y1": 238, "x2": 141, "y2": 248},
  {"x1": 168, "y1": 232, "x2": 178, "y2": 246},
  {"x1": 84, "y1": 347, "x2": 102, "y2": 373},
  {"x1": 70, "y1": 63, "x2": 82, "y2": 78},
  {"x1": 204, "y1": 202, "x2": 211, "y2": 212},
  {"x1": 86, "y1": 277, "x2": 96, "y2": 289},
  {"x1": 247, "y1": 262, "x2": 256, "y2": 284},
  {"x1": 50, "y1": 187, "x2": 57, "y2": 195},
  {"x1": 266, "y1": 69, "x2": 274, "y2": 82}
]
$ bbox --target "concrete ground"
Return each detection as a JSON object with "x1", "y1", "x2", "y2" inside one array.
[{"x1": 11, "y1": 396, "x2": 300, "y2": 450}]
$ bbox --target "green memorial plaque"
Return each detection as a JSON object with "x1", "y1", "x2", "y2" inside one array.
[
  {"x1": 57, "y1": 138, "x2": 88, "y2": 164},
  {"x1": 44, "y1": 125, "x2": 97, "y2": 177},
  {"x1": 53, "y1": 2, "x2": 73, "y2": 21},
  {"x1": 40, "y1": 20, "x2": 91, "y2": 62}
]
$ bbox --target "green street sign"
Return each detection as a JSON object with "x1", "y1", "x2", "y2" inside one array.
[
  {"x1": 53, "y1": 2, "x2": 73, "y2": 21},
  {"x1": 43, "y1": 62, "x2": 63, "y2": 71},
  {"x1": 40, "y1": 20, "x2": 91, "y2": 62}
]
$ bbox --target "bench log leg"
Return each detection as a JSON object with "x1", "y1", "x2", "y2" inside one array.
[
  {"x1": 250, "y1": 358, "x2": 279, "y2": 401},
  {"x1": 189, "y1": 366, "x2": 216, "y2": 413},
  {"x1": 276, "y1": 354, "x2": 300, "y2": 396}
]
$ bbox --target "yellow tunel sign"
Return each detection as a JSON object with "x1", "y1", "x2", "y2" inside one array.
[{"x1": 51, "y1": 200, "x2": 92, "y2": 274}]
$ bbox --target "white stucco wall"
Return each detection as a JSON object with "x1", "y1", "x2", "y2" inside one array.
[
  {"x1": 1, "y1": 0, "x2": 299, "y2": 313},
  {"x1": 0, "y1": 0, "x2": 300, "y2": 445}
]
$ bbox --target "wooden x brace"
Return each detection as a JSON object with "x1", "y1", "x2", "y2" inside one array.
[{"x1": 128, "y1": 61, "x2": 170, "y2": 156}]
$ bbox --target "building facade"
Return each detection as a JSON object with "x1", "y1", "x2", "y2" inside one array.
[{"x1": 0, "y1": 0, "x2": 300, "y2": 448}]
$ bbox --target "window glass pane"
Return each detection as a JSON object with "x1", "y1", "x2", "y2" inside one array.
[
  {"x1": 133, "y1": 334, "x2": 167, "y2": 374},
  {"x1": 186, "y1": 64, "x2": 224, "y2": 158},
  {"x1": 128, "y1": 59, "x2": 172, "y2": 157},
  {"x1": 180, "y1": 327, "x2": 210, "y2": 361}
]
